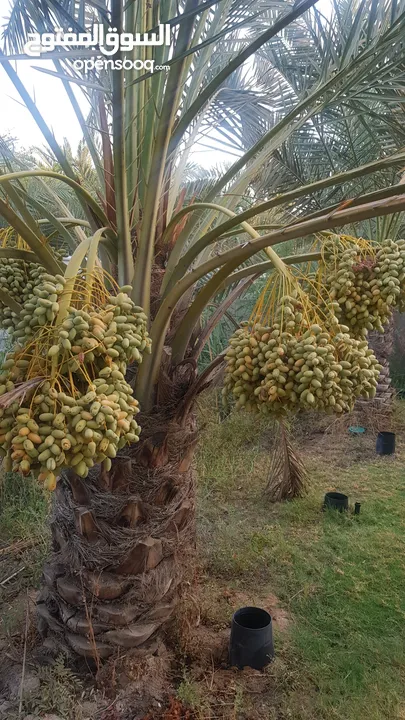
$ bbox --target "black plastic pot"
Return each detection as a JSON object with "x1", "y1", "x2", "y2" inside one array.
[
  {"x1": 323, "y1": 491, "x2": 349, "y2": 512},
  {"x1": 229, "y1": 606, "x2": 274, "y2": 670},
  {"x1": 376, "y1": 431, "x2": 395, "y2": 455}
]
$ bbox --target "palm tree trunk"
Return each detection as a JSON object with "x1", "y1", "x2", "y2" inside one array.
[
  {"x1": 364, "y1": 316, "x2": 395, "y2": 409},
  {"x1": 369, "y1": 318, "x2": 395, "y2": 407},
  {"x1": 37, "y1": 398, "x2": 198, "y2": 661}
]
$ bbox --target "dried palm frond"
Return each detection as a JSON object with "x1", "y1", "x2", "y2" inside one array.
[
  {"x1": 265, "y1": 417, "x2": 308, "y2": 502},
  {"x1": 0, "y1": 377, "x2": 44, "y2": 408}
]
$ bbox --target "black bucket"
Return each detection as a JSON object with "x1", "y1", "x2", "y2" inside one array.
[
  {"x1": 323, "y1": 491, "x2": 349, "y2": 512},
  {"x1": 229, "y1": 606, "x2": 274, "y2": 670},
  {"x1": 376, "y1": 431, "x2": 395, "y2": 455}
]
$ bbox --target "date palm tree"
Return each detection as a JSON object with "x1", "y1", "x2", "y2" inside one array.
[{"x1": 1, "y1": 0, "x2": 405, "y2": 660}]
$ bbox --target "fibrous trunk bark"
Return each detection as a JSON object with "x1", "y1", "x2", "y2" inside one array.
[
  {"x1": 366, "y1": 316, "x2": 394, "y2": 409},
  {"x1": 37, "y1": 406, "x2": 198, "y2": 662},
  {"x1": 265, "y1": 418, "x2": 308, "y2": 502}
]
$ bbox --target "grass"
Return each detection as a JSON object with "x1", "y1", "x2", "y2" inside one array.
[
  {"x1": 196, "y1": 398, "x2": 405, "y2": 719},
  {"x1": 0, "y1": 472, "x2": 50, "y2": 635},
  {"x1": 0, "y1": 471, "x2": 50, "y2": 543}
]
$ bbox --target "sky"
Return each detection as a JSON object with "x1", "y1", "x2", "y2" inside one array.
[
  {"x1": 0, "y1": 0, "x2": 332, "y2": 165},
  {"x1": 0, "y1": 0, "x2": 235, "y2": 168},
  {"x1": 0, "y1": 0, "x2": 224, "y2": 167},
  {"x1": 0, "y1": 0, "x2": 89, "y2": 151}
]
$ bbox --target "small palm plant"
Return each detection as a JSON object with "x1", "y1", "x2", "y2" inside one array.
[{"x1": 0, "y1": 0, "x2": 404, "y2": 660}]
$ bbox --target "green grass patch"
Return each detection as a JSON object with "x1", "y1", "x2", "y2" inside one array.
[
  {"x1": 196, "y1": 400, "x2": 405, "y2": 719},
  {"x1": 0, "y1": 471, "x2": 49, "y2": 543},
  {"x1": 0, "y1": 472, "x2": 50, "y2": 607}
]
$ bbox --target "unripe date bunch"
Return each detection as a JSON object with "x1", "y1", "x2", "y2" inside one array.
[
  {"x1": 0, "y1": 259, "x2": 48, "y2": 333},
  {"x1": 0, "y1": 252, "x2": 66, "y2": 335},
  {"x1": 222, "y1": 296, "x2": 381, "y2": 416},
  {"x1": 0, "y1": 272, "x2": 151, "y2": 489},
  {"x1": 320, "y1": 237, "x2": 405, "y2": 337},
  {"x1": 0, "y1": 373, "x2": 140, "y2": 490}
]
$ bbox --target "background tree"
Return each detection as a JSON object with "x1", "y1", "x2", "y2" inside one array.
[{"x1": 205, "y1": 0, "x2": 405, "y2": 406}]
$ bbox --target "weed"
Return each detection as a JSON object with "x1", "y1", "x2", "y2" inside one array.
[
  {"x1": 177, "y1": 669, "x2": 207, "y2": 716},
  {"x1": 25, "y1": 655, "x2": 83, "y2": 719},
  {"x1": 232, "y1": 684, "x2": 244, "y2": 716}
]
